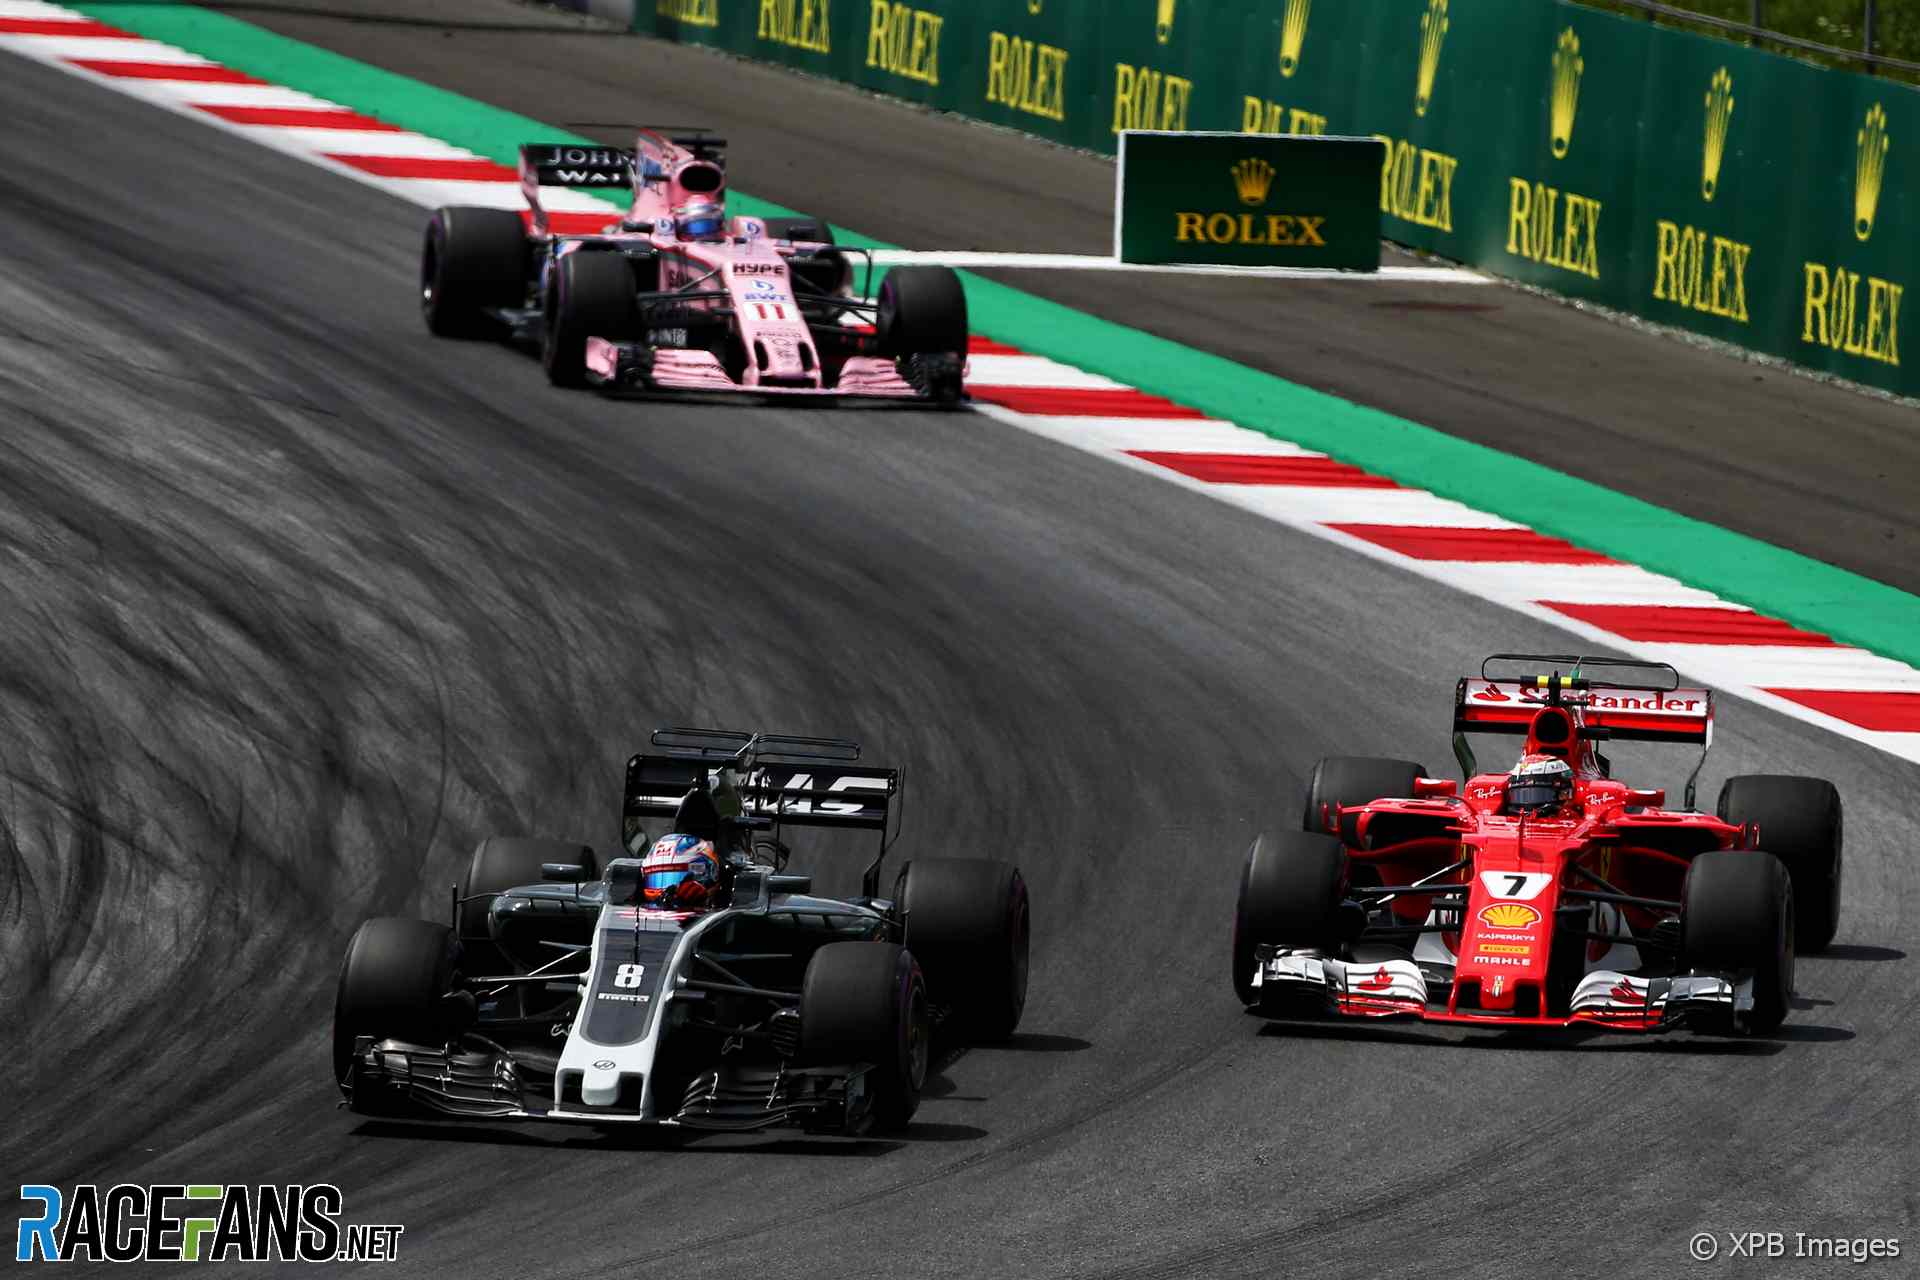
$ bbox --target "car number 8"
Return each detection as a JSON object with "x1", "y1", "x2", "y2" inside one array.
[{"x1": 614, "y1": 963, "x2": 646, "y2": 988}]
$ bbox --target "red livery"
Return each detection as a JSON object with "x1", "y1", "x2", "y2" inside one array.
[{"x1": 1233, "y1": 655, "x2": 1843, "y2": 1035}]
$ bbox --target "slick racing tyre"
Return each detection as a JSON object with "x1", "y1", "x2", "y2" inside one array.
[
  {"x1": 800, "y1": 942, "x2": 929, "y2": 1134},
  {"x1": 421, "y1": 206, "x2": 528, "y2": 338},
  {"x1": 876, "y1": 266, "x2": 968, "y2": 356},
  {"x1": 1682, "y1": 850, "x2": 1794, "y2": 1034},
  {"x1": 333, "y1": 918, "x2": 459, "y2": 1108},
  {"x1": 1232, "y1": 831, "x2": 1347, "y2": 1004},
  {"x1": 1718, "y1": 775, "x2": 1842, "y2": 952},
  {"x1": 1301, "y1": 756, "x2": 1428, "y2": 839},
  {"x1": 457, "y1": 837, "x2": 598, "y2": 976},
  {"x1": 895, "y1": 858, "x2": 1030, "y2": 1041},
  {"x1": 762, "y1": 216, "x2": 850, "y2": 298},
  {"x1": 543, "y1": 250, "x2": 637, "y2": 387}
]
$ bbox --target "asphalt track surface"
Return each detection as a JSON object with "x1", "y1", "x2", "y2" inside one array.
[
  {"x1": 202, "y1": 0, "x2": 1920, "y2": 597},
  {"x1": 2, "y1": 35, "x2": 1917, "y2": 1280}
]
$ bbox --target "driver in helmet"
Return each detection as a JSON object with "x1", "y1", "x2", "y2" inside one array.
[
  {"x1": 673, "y1": 198, "x2": 727, "y2": 242},
  {"x1": 640, "y1": 833, "x2": 722, "y2": 911},
  {"x1": 1504, "y1": 753, "x2": 1575, "y2": 817}
]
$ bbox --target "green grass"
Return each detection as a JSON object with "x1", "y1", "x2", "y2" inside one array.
[{"x1": 1577, "y1": 0, "x2": 1920, "y2": 82}]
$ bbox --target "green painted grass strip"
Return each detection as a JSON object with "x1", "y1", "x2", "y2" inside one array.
[{"x1": 71, "y1": 2, "x2": 1920, "y2": 669}]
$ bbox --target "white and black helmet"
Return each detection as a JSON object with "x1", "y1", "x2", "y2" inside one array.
[{"x1": 1506, "y1": 753, "x2": 1574, "y2": 814}]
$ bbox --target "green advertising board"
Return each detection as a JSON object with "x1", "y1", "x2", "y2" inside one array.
[
  {"x1": 1116, "y1": 132, "x2": 1383, "y2": 269},
  {"x1": 638, "y1": 0, "x2": 1918, "y2": 399}
]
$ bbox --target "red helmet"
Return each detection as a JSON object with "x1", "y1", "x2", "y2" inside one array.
[{"x1": 641, "y1": 834, "x2": 720, "y2": 910}]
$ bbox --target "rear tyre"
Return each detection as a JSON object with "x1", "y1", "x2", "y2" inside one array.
[
  {"x1": 800, "y1": 942, "x2": 929, "y2": 1133},
  {"x1": 1682, "y1": 850, "x2": 1794, "y2": 1034},
  {"x1": 1232, "y1": 831, "x2": 1347, "y2": 1004},
  {"x1": 876, "y1": 266, "x2": 968, "y2": 356},
  {"x1": 1301, "y1": 756, "x2": 1428, "y2": 837},
  {"x1": 457, "y1": 837, "x2": 598, "y2": 976},
  {"x1": 1717, "y1": 775, "x2": 1842, "y2": 952},
  {"x1": 765, "y1": 217, "x2": 850, "y2": 299},
  {"x1": 333, "y1": 918, "x2": 458, "y2": 1107},
  {"x1": 542, "y1": 250, "x2": 637, "y2": 387},
  {"x1": 421, "y1": 206, "x2": 527, "y2": 338},
  {"x1": 896, "y1": 858, "x2": 1029, "y2": 1041}
]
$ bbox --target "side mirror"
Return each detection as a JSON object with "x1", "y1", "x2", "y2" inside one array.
[
  {"x1": 1413, "y1": 776, "x2": 1460, "y2": 799},
  {"x1": 542, "y1": 862, "x2": 590, "y2": 882},
  {"x1": 1625, "y1": 788, "x2": 1667, "y2": 808}
]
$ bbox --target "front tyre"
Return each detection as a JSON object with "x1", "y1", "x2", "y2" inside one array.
[
  {"x1": 1682, "y1": 850, "x2": 1794, "y2": 1034},
  {"x1": 800, "y1": 942, "x2": 929, "y2": 1134},
  {"x1": 333, "y1": 918, "x2": 459, "y2": 1106},
  {"x1": 876, "y1": 266, "x2": 968, "y2": 357},
  {"x1": 542, "y1": 250, "x2": 637, "y2": 388},
  {"x1": 1232, "y1": 831, "x2": 1347, "y2": 1004}
]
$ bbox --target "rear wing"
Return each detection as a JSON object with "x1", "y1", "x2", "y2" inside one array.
[
  {"x1": 519, "y1": 143, "x2": 634, "y2": 190},
  {"x1": 1452, "y1": 654, "x2": 1714, "y2": 807},
  {"x1": 1454, "y1": 679, "x2": 1714, "y2": 745},
  {"x1": 621, "y1": 728, "x2": 902, "y2": 895}
]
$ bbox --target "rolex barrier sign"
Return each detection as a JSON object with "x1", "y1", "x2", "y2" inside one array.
[
  {"x1": 1117, "y1": 132, "x2": 1383, "y2": 270},
  {"x1": 638, "y1": 0, "x2": 1918, "y2": 398}
]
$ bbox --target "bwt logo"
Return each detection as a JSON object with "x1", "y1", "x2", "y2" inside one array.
[{"x1": 16, "y1": 1183, "x2": 403, "y2": 1263}]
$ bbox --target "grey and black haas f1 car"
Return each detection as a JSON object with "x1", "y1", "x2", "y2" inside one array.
[
  {"x1": 419, "y1": 130, "x2": 970, "y2": 401},
  {"x1": 1233, "y1": 655, "x2": 1843, "y2": 1036},
  {"x1": 334, "y1": 729, "x2": 1030, "y2": 1134}
]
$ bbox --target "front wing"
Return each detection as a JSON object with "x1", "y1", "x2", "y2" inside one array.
[{"x1": 1252, "y1": 948, "x2": 1755, "y2": 1033}]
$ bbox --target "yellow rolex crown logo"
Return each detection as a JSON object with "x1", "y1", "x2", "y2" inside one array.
[
  {"x1": 1701, "y1": 67, "x2": 1734, "y2": 202},
  {"x1": 1232, "y1": 157, "x2": 1277, "y2": 206},
  {"x1": 1415, "y1": 0, "x2": 1449, "y2": 118},
  {"x1": 1156, "y1": 0, "x2": 1176, "y2": 44},
  {"x1": 1856, "y1": 102, "x2": 1890, "y2": 242},
  {"x1": 1550, "y1": 27, "x2": 1585, "y2": 159},
  {"x1": 1280, "y1": 0, "x2": 1312, "y2": 78}
]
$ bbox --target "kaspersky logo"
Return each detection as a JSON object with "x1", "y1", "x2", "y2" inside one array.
[
  {"x1": 1415, "y1": 0, "x2": 1447, "y2": 117},
  {"x1": 16, "y1": 1184, "x2": 403, "y2": 1264},
  {"x1": 1280, "y1": 0, "x2": 1310, "y2": 77},
  {"x1": 1232, "y1": 157, "x2": 1277, "y2": 207},
  {"x1": 1550, "y1": 28, "x2": 1584, "y2": 159},
  {"x1": 1156, "y1": 0, "x2": 1176, "y2": 43},
  {"x1": 1701, "y1": 67, "x2": 1734, "y2": 202},
  {"x1": 1856, "y1": 103, "x2": 1889, "y2": 241}
]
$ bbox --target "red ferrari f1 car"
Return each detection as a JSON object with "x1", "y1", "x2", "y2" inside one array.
[
  {"x1": 418, "y1": 130, "x2": 968, "y2": 401},
  {"x1": 1233, "y1": 655, "x2": 1843, "y2": 1035}
]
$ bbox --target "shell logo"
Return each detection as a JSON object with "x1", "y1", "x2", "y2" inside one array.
[{"x1": 1479, "y1": 902, "x2": 1542, "y2": 930}]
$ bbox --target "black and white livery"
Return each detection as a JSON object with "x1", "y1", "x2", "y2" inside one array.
[{"x1": 334, "y1": 729, "x2": 1031, "y2": 1134}]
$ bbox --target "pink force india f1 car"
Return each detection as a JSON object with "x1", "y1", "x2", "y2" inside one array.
[
  {"x1": 1232, "y1": 655, "x2": 1844, "y2": 1036},
  {"x1": 418, "y1": 130, "x2": 969, "y2": 401}
]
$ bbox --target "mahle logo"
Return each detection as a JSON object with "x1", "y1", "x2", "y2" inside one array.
[
  {"x1": 1156, "y1": 0, "x2": 1176, "y2": 44},
  {"x1": 1414, "y1": 0, "x2": 1448, "y2": 118},
  {"x1": 1856, "y1": 103, "x2": 1890, "y2": 242},
  {"x1": 1550, "y1": 28, "x2": 1584, "y2": 159},
  {"x1": 1280, "y1": 0, "x2": 1310, "y2": 78},
  {"x1": 1232, "y1": 157, "x2": 1276, "y2": 207},
  {"x1": 1701, "y1": 68, "x2": 1734, "y2": 202}
]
